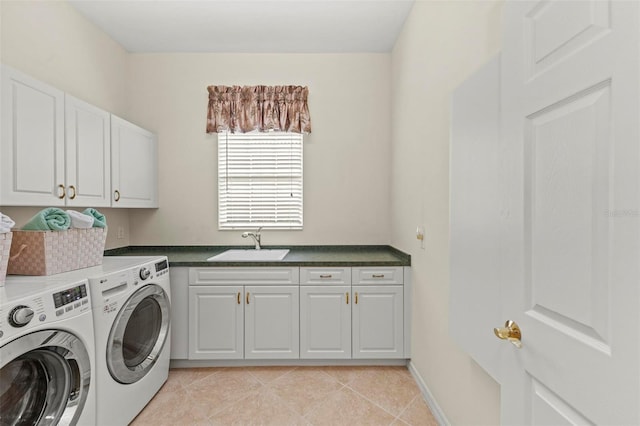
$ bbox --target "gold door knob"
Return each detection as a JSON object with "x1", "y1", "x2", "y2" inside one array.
[{"x1": 494, "y1": 320, "x2": 522, "y2": 348}]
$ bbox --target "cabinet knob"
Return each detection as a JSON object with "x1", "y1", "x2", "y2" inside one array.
[
  {"x1": 68, "y1": 185, "x2": 76, "y2": 200},
  {"x1": 114, "y1": 189, "x2": 121, "y2": 202},
  {"x1": 57, "y1": 184, "x2": 66, "y2": 199},
  {"x1": 237, "y1": 292, "x2": 241, "y2": 305},
  {"x1": 355, "y1": 292, "x2": 358, "y2": 304},
  {"x1": 346, "y1": 292, "x2": 349, "y2": 304},
  {"x1": 246, "y1": 292, "x2": 250, "y2": 305}
]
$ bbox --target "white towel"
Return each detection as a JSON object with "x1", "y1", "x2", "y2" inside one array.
[
  {"x1": 66, "y1": 210, "x2": 94, "y2": 229},
  {"x1": 0, "y1": 212, "x2": 15, "y2": 233}
]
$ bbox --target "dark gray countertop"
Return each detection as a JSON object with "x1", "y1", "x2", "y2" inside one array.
[{"x1": 104, "y1": 245, "x2": 410, "y2": 267}]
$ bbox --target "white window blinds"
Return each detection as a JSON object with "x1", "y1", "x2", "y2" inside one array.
[{"x1": 218, "y1": 132, "x2": 303, "y2": 230}]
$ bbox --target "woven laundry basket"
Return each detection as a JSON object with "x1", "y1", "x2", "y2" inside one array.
[
  {"x1": 0, "y1": 232, "x2": 12, "y2": 285},
  {"x1": 8, "y1": 228, "x2": 107, "y2": 276}
]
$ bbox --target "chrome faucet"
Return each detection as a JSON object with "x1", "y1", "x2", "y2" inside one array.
[{"x1": 242, "y1": 227, "x2": 262, "y2": 250}]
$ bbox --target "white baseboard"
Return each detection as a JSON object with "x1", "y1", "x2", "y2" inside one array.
[
  {"x1": 170, "y1": 358, "x2": 408, "y2": 369},
  {"x1": 408, "y1": 361, "x2": 450, "y2": 426}
]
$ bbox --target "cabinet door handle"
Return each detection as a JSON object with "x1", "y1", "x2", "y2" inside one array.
[
  {"x1": 57, "y1": 184, "x2": 66, "y2": 199},
  {"x1": 346, "y1": 292, "x2": 349, "y2": 304},
  {"x1": 372, "y1": 274, "x2": 385, "y2": 278},
  {"x1": 237, "y1": 292, "x2": 241, "y2": 304},
  {"x1": 246, "y1": 292, "x2": 250, "y2": 305},
  {"x1": 355, "y1": 292, "x2": 358, "y2": 304},
  {"x1": 114, "y1": 189, "x2": 121, "y2": 202},
  {"x1": 68, "y1": 185, "x2": 76, "y2": 200},
  {"x1": 319, "y1": 274, "x2": 332, "y2": 279}
]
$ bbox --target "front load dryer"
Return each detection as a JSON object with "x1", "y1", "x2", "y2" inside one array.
[
  {"x1": 0, "y1": 277, "x2": 96, "y2": 425},
  {"x1": 88, "y1": 256, "x2": 171, "y2": 425}
]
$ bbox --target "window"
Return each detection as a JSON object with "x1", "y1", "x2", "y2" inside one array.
[{"x1": 218, "y1": 131, "x2": 303, "y2": 230}]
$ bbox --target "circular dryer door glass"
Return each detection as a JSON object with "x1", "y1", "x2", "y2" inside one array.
[
  {"x1": 122, "y1": 297, "x2": 162, "y2": 368},
  {"x1": 107, "y1": 284, "x2": 170, "y2": 384}
]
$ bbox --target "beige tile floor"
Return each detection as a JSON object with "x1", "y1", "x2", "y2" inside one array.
[{"x1": 131, "y1": 366, "x2": 439, "y2": 426}]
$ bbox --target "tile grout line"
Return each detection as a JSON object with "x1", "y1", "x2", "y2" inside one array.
[
  {"x1": 302, "y1": 383, "x2": 347, "y2": 425},
  {"x1": 138, "y1": 367, "x2": 424, "y2": 426},
  {"x1": 344, "y1": 382, "x2": 412, "y2": 421},
  {"x1": 393, "y1": 393, "x2": 421, "y2": 425}
]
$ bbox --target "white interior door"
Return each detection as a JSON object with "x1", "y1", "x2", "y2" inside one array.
[{"x1": 500, "y1": 1, "x2": 640, "y2": 424}]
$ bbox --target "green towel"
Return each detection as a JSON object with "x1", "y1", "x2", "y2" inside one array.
[
  {"x1": 83, "y1": 208, "x2": 107, "y2": 228},
  {"x1": 22, "y1": 208, "x2": 71, "y2": 231}
]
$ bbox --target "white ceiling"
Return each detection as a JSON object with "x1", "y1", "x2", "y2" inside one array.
[{"x1": 69, "y1": 0, "x2": 415, "y2": 53}]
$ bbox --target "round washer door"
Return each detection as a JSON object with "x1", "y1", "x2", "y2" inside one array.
[
  {"x1": 107, "y1": 284, "x2": 170, "y2": 384},
  {"x1": 0, "y1": 330, "x2": 91, "y2": 426}
]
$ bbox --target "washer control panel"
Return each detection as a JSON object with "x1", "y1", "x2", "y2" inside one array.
[
  {"x1": 53, "y1": 283, "x2": 89, "y2": 318},
  {"x1": 154, "y1": 258, "x2": 169, "y2": 278},
  {"x1": 0, "y1": 280, "x2": 91, "y2": 343}
]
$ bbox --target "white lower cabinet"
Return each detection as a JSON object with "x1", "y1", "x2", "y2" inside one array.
[
  {"x1": 186, "y1": 266, "x2": 406, "y2": 361},
  {"x1": 245, "y1": 286, "x2": 299, "y2": 359},
  {"x1": 188, "y1": 267, "x2": 300, "y2": 360},
  {"x1": 300, "y1": 286, "x2": 352, "y2": 359},
  {"x1": 352, "y1": 285, "x2": 404, "y2": 359},
  {"x1": 189, "y1": 286, "x2": 244, "y2": 359}
]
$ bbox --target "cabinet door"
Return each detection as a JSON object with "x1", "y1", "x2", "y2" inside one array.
[
  {"x1": 1, "y1": 65, "x2": 65, "y2": 206},
  {"x1": 245, "y1": 286, "x2": 299, "y2": 359},
  {"x1": 300, "y1": 286, "x2": 351, "y2": 359},
  {"x1": 111, "y1": 115, "x2": 158, "y2": 208},
  {"x1": 188, "y1": 286, "x2": 243, "y2": 359},
  {"x1": 65, "y1": 95, "x2": 111, "y2": 207},
  {"x1": 352, "y1": 286, "x2": 404, "y2": 359}
]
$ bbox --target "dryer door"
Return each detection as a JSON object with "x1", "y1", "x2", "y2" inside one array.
[
  {"x1": 0, "y1": 330, "x2": 91, "y2": 426},
  {"x1": 107, "y1": 284, "x2": 170, "y2": 384}
]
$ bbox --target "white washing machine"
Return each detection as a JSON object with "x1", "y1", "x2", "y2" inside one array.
[
  {"x1": 0, "y1": 277, "x2": 96, "y2": 425},
  {"x1": 87, "y1": 256, "x2": 171, "y2": 425}
]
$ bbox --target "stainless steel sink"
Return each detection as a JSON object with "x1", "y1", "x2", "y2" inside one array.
[{"x1": 206, "y1": 249, "x2": 290, "y2": 262}]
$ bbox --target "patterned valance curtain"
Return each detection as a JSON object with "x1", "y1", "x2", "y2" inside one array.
[{"x1": 206, "y1": 85, "x2": 311, "y2": 134}]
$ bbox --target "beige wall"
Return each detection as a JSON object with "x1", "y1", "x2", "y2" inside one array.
[
  {"x1": 0, "y1": 2, "x2": 392, "y2": 247},
  {"x1": 126, "y1": 53, "x2": 391, "y2": 245},
  {"x1": 0, "y1": 0, "x2": 131, "y2": 249},
  {"x1": 390, "y1": 1, "x2": 503, "y2": 424},
  {"x1": 2, "y1": 1, "x2": 506, "y2": 422}
]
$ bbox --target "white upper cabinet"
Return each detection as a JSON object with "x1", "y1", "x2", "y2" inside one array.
[
  {"x1": 111, "y1": 115, "x2": 158, "y2": 208},
  {"x1": 1, "y1": 65, "x2": 158, "y2": 208},
  {"x1": 64, "y1": 94, "x2": 111, "y2": 207},
  {"x1": 1, "y1": 65, "x2": 65, "y2": 206}
]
